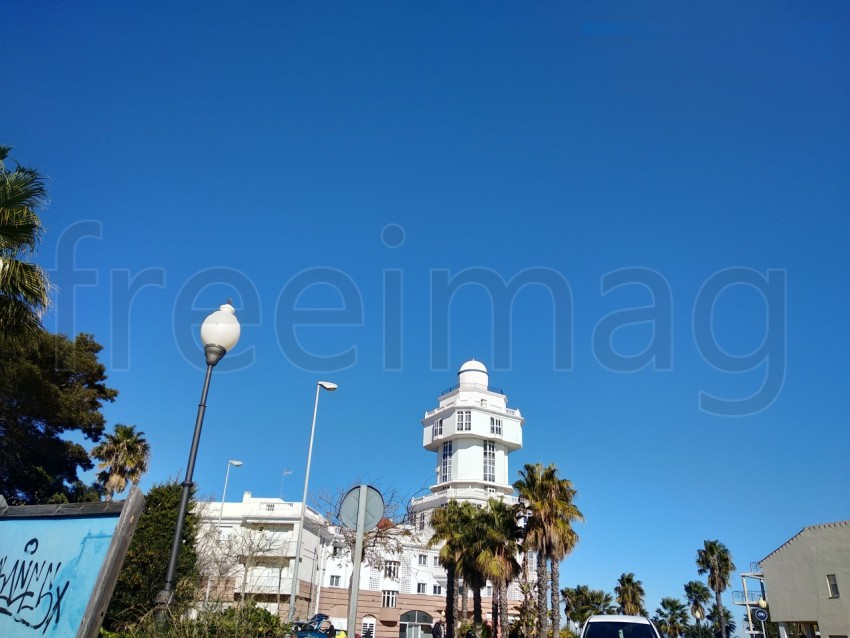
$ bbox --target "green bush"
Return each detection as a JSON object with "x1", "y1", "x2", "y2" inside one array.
[{"x1": 100, "y1": 601, "x2": 286, "y2": 638}]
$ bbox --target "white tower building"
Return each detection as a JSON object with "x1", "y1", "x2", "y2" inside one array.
[
  {"x1": 194, "y1": 359, "x2": 528, "y2": 637},
  {"x1": 412, "y1": 359, "x2": 524, "y2": 514}
]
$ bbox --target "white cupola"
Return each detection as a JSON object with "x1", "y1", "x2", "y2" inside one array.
[{"x1": 458, "y1": 359, "x2": 489, "y2": 388}]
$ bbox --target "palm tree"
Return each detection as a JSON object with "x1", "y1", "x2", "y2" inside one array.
[
  {"x1": 696, "y1": 541, "x2": 736, "y2": 638},
  {"x1": 705, "y1": 603, "x2": 735, "y2": 638},
  {"x1": 548, "y1": 477, "x2": 583, "y2": 632},
  {"x1": 0, "y1": 145, "x2": 51, "y2": 336},
  {"x1": 515, "y1": 463, "x2": 554, "y2": 636},
  {"x1": 653, "y1": 597, "x2": 690, "y2": 638},
  {"x1": 684, "y1": 581, "x2": 711, "y2": 636},
  {"x1": 615, "y1": 573, "x2": 645, "y2": 616},
  {"x1": 456, "y1": 504, "x2": 488, "y2": 636},
  {"x1": 476, "y1": 498, "x2": 522, "y2": 638},
  {"x1": 91, "y1": 424, "x2": 151, "y2": 500},
  {"x1": 429, "y1": 499, "x2": 472, "y2": 638},
  {"x1": 515, "y1": 463, "x2": 583, "y2": 637},
  {"x1": 562, "y1": 585, "x2": 616, "y2": 626}
]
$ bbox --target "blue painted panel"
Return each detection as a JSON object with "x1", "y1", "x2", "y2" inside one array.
[{"x1": 0, "y1": 515, "x2": 120, "y2": 637}]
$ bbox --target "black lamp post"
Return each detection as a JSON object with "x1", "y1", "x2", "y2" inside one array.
[{"x1": 155, "y1": 301, "x2": 241, "y2": 616}]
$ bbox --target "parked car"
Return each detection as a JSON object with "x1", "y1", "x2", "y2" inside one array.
[{"x1": 580, "y1": 615, "x2": 662, "y2": 638}]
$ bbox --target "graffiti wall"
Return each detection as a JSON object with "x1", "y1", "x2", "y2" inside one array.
[
  {"x1": 0, "y1": 516, "x2": 119, "y2": 636},
  {"x1": 0, "y1": 489, "x2": 143, "y2": 638}
]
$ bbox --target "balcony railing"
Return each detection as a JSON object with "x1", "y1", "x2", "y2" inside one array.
[
  {"x1": 440, "y1": 383, "x2": 505, "y2": 396},
  {"x1": 424, "y1": 399, "x2": 521, "y2": 419},
  {"x1": 732, "y1": 591, "x2": 765, "y2": 605},
  {"x1": 411, "y1": 488, "x2": 518, "y2": 507}
]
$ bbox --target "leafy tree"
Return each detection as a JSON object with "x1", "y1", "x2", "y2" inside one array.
[
  {"x1": 104, "y1": 481, "x2": 199, "y2": 631},
  {"x1": 696, "y1": 541, "x2": 736, "y2": 638},
  {"x1": 561, "y1": 585, "x2": 616, "y2": 627},
  {"x1": 653, "y1": 598, "x2": 690, "y2": 638},
  {"x1": 92, "y1": 424, "x2": 151, "y2": 500},
  {"x1": 0, "y1": 145, "x2": 51, "y2": 336},
  {"x1": 0, "y1": 330, "x2": 116, "y2": 504},
  {"x1": 615, "y1": 572, "x2": 646, "y2": 616},
  {"x1": 684, "y1": 581, "x2": 711, "y2": 635}
]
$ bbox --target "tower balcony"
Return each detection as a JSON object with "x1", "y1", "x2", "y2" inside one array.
[
  {"x1": 410, "y1": 487, "x2": 519, "y2": 511},
  {"x1": 423, "y1": 399, "x2": 522, "y2": 420}
]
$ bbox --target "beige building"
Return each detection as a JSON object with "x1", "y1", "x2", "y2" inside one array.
[{"x1": 759, "y1": 520, "x2": 850, "y2": 638}]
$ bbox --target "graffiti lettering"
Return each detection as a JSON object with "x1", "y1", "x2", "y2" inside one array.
[{"x1": 0, "y1": 538, "x2": 70, "y2": 633}]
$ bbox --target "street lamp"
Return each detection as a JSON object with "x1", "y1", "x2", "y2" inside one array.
[
  {"x1": 287, "y1": 381, "x2": 338, "y2": 621},
  {"x1": 156, "y1": 302, "x2": 241, "y2": 614},
  {"x1": 218, "y1": 459, "x2": 244, "y2": 529}
]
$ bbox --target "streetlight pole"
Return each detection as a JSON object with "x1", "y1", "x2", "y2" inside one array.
[
  {"x1": 218, "y1": 459, "x2": 244, "y2": 530},
  {"x1": 156, "y1": 302, "x2": 241, "y2": 618},
  {"x1": 287, "y1": 381, "x2": 338, "y2": 621}
]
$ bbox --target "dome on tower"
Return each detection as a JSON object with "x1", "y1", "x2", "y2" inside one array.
[
  {"x1": 458, "y1": 359, "x2": 488, "y2": 386},
  {"x1": 459, "y1": 359, "x2": 487, "y2": 374}
]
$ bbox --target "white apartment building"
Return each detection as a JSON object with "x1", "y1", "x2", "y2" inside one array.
[{"x1": 195, "y1": 360, "x2": 528, "y2": 638}]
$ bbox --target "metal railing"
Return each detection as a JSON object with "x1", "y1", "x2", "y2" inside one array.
[
  {"x1": 733, "y1": 590, "x2": 764, "y2": 605},
  {"x1": 440, "y1": 383, "x2": 504, "y2": 396},
  {"x1": 411, "y1": 488, "x2": 519, "y2": 507},
  {"x1": 424, "y1": 400, "x2": 520, "y2": 419}
]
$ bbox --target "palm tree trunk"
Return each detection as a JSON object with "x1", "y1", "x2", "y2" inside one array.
[
  {"x1": 521, "y1": 553, "x2": 533, "y2": 638},
  {"x1": 537, "y1": 550, "x2": 549, "y2": 638},
  {"x1": 473, "y1": 586, "x2": 483, "y2": 632},
  {"x1": 499, "y1": 581, "x2": 510, "y2": 638},
  {"x1": 715, "y1": 591, "x2": 726, "y2": 638},
  {"x1": 550, "y1": 559, "x2": 560, "y2": 635},
  {"x1": 461, "y1": 581, "x2": 469, "y2": 628},
  {"x1": 446, "y1": 565, "x2": 457, "y2": 638},
  {"x1": 492, "y1": 584, "x2": 500, "y2": 638}
]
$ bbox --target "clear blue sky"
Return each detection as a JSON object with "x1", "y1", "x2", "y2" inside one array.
[{"x1": 6, "y1": 2, "x2": 850, "y2": 627}]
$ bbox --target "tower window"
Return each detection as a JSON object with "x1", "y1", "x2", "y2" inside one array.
[
  {"x1": 432, "y1": 418, "x2": 443, "y2": 438},
  {"x1": 441, "y1": 442, "x2": 453, "y2": 483},
  {"x1": 484, "y1": 441, "x2": 495, "y2": 482},
  {"x1": 417, "y1": 583, "x2": 427, "y2": 594},
  {"x1": 456, "y1": 410, "x2": 471, "y2": 431},
  {"x1": 490, "y1": 417, "x2": 502, "y2": 435}
]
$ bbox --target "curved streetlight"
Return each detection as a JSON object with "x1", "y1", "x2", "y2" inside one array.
[
  {"x1": 288, "y1": 381, "x2": 337, "y2": 621},
  {"x1": 218, "y1": 459, "x2": 244, "y2": 530},
  {"x1": 156, "y1": 302, "x2": 241, "y2": 614}
]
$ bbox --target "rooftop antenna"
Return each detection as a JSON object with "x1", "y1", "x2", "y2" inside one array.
[{"x1": 279, "y1": 469, "x2": 292, "y2": 499}]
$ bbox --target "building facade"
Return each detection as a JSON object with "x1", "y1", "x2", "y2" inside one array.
[
  {"x1": 759, "y1": 520, "x2": 850, "y2": 638},
  {"x1": 196, "y1": 360, "x2": 528, "y2": 638}
]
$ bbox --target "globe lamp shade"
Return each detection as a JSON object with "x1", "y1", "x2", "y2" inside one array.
[{"x1": 201, "y1": 303, "x2": 241, "y2": 352}]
